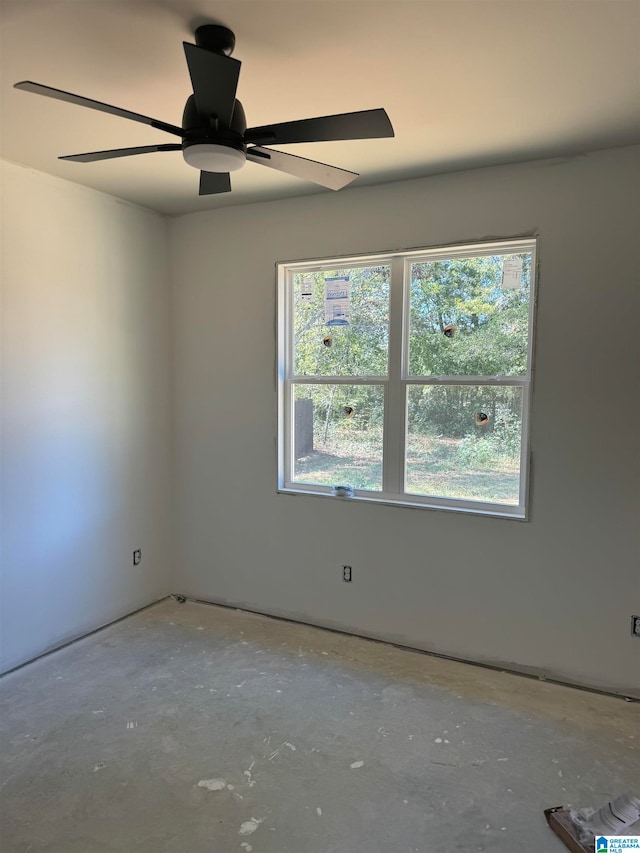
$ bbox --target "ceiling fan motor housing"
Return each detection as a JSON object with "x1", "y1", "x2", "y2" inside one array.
[{"x1": 181, "y1": 95, "x2": 247, "y2": 172}]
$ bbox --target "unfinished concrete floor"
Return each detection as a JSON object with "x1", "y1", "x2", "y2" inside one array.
[{"x1": 1, "y1": 599, "x2": 637, "y2": 853}]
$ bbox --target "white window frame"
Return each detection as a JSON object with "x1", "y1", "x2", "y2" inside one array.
[{"x1": 277, "y1": 238, "x2": 537, "y2": 519}]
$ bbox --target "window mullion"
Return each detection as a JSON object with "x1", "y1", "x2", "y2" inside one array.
[
  {"x1": 383, "y1": 256, "x2": 406, "y2": 494},
  {"x1": 289, "y1": 376, "x2": 387, "y2": 384},
  {"x1": 404, "y1": 376, "x2": 529, "y2": 387}
]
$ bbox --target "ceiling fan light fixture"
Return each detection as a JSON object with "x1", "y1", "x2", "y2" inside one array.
[{"x1": 183, "y1": 142, "x2": 246, "y2": 172}]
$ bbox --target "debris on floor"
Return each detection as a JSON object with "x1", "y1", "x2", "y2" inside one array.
[
  {"x1": 545, "y1": 791, "x2": 640, "y2": 852},
  {"x1": 545, "y1": 807, "x2": 594, "y2": 853}
]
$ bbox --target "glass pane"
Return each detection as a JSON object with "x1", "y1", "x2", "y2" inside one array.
[
  {"x1": 409, "y1": 253, "x2": 532, "y2": 377},
  {"x1": 292, "y1": 384, "x2": 384, "y2": 491},
  {"x1": 406, "y1": 385, "x2": 523, "y2": 505},
  {"x1": 293, "y1": 265, "x2": 390, "y2": 377}
]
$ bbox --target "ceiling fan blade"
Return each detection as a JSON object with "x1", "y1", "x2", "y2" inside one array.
[
  {"x1": 247, "y1": 146, "x2": 358, "y2": 190},
  {"x1": 60, "y1": 144, "x2": 182, "y2": 163},
  {"x1": 183, "y1": 43, "x2": 240, "y2": 127},
  {"x1": 245, "y1": 108, "x2": 394, "y2": 146},
  {"x1": 199, "y1": 171, "x2": 232, "y2": 196},
  {"x1": 14, "y1": 81, "x2": 183, "y2": 137}
]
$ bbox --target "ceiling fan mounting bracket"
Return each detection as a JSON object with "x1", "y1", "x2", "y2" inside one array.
[{"x1": 194, "y1": 25, "x2": 236, "y2": 56}]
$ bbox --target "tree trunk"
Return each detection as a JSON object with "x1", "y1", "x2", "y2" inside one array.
[{"x1": 323, "y1": 386, "x2": 337, "y2": 446}]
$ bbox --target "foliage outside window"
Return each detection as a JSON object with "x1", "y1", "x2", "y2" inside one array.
[{"x1": 277, "y1": 238, "x2": 536, "y2": 518}]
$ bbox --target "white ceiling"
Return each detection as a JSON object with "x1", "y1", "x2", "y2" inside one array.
[{"x1": 1, "y1": 0, "x2": 639, "y2": 215}]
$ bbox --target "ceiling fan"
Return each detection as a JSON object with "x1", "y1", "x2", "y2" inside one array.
[{"x1": 14, "y1": 24, "x2": 394, "y2": 196}]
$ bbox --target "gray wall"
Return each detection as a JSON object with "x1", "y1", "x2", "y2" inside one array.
[
  {"x1": 0, "y1": 161, "x2": 173, "y2": 673},
  {"x1": 2, "y1": 149, "x2": 637, "y2": 693},
  {"x1": 170, "y1": 146, "x2": 640, "y2": 696}
]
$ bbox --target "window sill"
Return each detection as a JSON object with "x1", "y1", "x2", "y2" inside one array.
[{"x1": 277, "y1": 486, "x2": 527, "y2": 520}]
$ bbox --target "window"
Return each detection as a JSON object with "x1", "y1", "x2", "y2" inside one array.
[{"x1": 277, "y1": 238, "x2": 537, "y2": 518}]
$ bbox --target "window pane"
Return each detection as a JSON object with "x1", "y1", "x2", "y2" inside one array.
[
  {"x1": 293, "y1": 265, "x2": 390, "y2": 377},
  {"x1": 292, "y1": 384, "x2": 384, "y2": 491},
  {"x1": 406, "y1": 385, "x2": 523, "y2": 505},
  {"x1": 409, "y1": 253, "x2": 532, "y2": 377}
]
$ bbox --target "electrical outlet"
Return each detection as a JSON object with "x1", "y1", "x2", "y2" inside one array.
[
  {"x1": 343, "y1": 565, "x2": 352, "y2": 582},
  {"x1": 631, "y1": 615, "x2": 640, "y2": 638},
  {"x1": 133, "y1": 549, "x2": 142, "y2": 566}
]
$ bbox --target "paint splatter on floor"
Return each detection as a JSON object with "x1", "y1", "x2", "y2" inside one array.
[
  {"x1": 238, "y1": 817, "x2": 263, "y2": 836},
  {"x1": 197, "y1": 778, "x2": 227, "y2": 791},
  {"x1": 244, "y1": 761, "x2": 256, "y2": 787}
]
